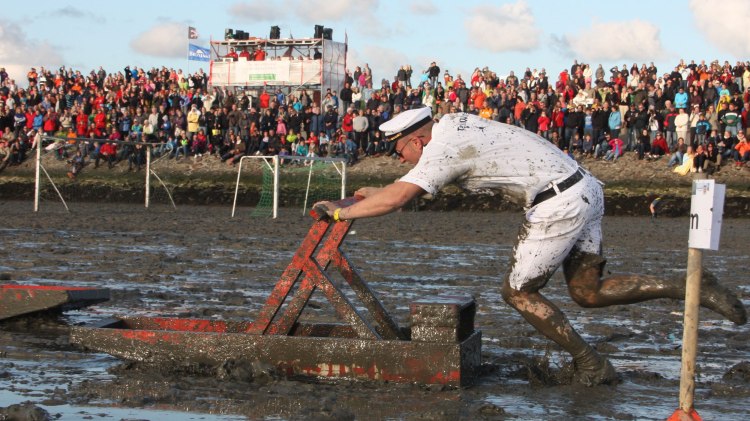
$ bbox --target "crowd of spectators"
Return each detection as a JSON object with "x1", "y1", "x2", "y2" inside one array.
[
  {"x1": 373, "y1": 58, "x2": 750, "y2": 175},
  {"x1": 1, "y1": 57, "x2": 750, "y2": 177}
]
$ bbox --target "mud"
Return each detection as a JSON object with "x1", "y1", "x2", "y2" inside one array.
[
  {"x1": 0, "y1": 402, "x2": 52, "y2": 421},
  {"x1": 4, "y1": 177, "x2": 750, "y2": 217},
  {"x1": 0, "y1": 201, "x2": 748, "y2": 420}
]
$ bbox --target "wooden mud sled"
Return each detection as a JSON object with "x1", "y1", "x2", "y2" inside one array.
[
  {"x1": 0, "y1": 285, "x2": 109, "y2": 321},
  {"x1": 71, "y1": 198, "x2": 482, "y2": 386}
]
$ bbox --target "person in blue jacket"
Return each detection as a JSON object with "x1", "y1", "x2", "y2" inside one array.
[
  {"x1": 674, "y1": 87, "x2": 689, "y2": 110},
  {"x1": 607, "y1": 105, "x2": 621, "y2": 135}
]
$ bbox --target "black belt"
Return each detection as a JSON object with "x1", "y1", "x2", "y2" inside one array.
[{"x1": 532, "y1": 168, "x2": 584, "y2": 207}]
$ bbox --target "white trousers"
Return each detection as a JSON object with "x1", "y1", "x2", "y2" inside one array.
[{"x1": 508, "y1": 172, "x2": 604, "y2": 291}]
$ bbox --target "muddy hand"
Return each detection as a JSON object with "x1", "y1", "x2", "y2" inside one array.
[{"x1": 312, "y1": 201, "x2": 338, "y2": 219}]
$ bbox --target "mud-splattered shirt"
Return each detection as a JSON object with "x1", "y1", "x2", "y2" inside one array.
[{"x1": 400, "y1": 113, "x2": 580, "y2": 207}]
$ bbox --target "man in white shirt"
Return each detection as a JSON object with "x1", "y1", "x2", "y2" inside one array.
[
  {"x1": 675, "y1": 106, "x2": 690, "y2": 143},
  {"x1": 315, "y1": 107, "x2": 747, "y2": 386}
]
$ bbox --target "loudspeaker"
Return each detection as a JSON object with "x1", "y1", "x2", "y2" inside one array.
[
  {"x1": 314, "y1": 25, "x2": 324, "y2": 39},
  {"x1": 224, "y1": 28, "x2": 234, "y2": 40},
  {"x1": 235, "y1": 30, "x2": 248, "y2": 40},
  {"x1": 322, "y1": 28, "x2": 332, "y2": 40},
  {"x1": 270, "y1": 26, "x2": 281, "y2": 39}
]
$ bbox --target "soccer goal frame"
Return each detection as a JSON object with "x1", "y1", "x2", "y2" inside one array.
[
  {"x1": 231, "y1": 155, "x2": 347, "y2": 219},
  {"x1": 232, "y1": 155, "x2": 280, "y2": 218},
  {"x1": 33, "y1": 136, "x2": 176, "y2": 212}
]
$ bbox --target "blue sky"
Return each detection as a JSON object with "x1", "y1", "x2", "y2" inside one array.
[{"x1": 1, "y1": 0, "x2": 748, "y2": 86}]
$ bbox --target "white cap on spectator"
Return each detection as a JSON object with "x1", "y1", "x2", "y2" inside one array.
[{"x1": 380, "y1": 107, "x2": 432, "y2": 141}]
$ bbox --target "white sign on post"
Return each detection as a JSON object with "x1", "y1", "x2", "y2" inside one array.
[{"x1": 688, "y1": 179, "x2": 725, "y2": 250}]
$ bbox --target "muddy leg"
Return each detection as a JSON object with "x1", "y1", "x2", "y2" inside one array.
[
  {"x1": 501, "y1": 279, "x2": 618, "y2": 386},
  {"x1": 563, "y1": 249, "x2": 747, "y2": 325}
]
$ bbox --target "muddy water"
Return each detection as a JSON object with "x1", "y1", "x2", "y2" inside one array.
[{"x1": 0, "y1": 201, "x2": 748, "y2": 420}]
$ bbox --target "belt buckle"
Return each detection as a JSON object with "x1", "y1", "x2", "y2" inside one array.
[{"x1": 551, "y1": 181, "x2": 561, "y2": 195}]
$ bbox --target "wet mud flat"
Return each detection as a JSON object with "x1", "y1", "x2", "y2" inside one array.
[{"x1": 0, "y1": 200, "x2": 748, "y2": 420}]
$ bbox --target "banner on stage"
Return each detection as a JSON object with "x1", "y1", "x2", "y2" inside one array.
[{"x1": 246, "y1": 61, "x2": 290, "y2": 82}]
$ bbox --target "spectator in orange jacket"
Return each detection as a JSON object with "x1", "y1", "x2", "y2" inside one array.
[
  {"x1": 732, "y1": 131, "x2": 750, "y2": 167},
  {"x1": 471, "y1": 87, "x2": 486, "y2": 110},
  {"x1": 513, "y1": 99, "x2": 526, "y2": 124}
]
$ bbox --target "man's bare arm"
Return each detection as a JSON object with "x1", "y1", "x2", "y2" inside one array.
[{"x1": 316, "y1": 181, "x2": 425, "y2": 220}]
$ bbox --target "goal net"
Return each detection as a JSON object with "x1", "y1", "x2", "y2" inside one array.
[
  {"x1": 34, "y1": 136, "x2": 176, "y2": 212},
  {"x1": 232, "y1": 156, "x2": 346, "y2": 218}
]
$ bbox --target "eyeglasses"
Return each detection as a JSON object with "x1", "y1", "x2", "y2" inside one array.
[{"x1": 394, "y1": 139, "x2": 408, "y2": 158}]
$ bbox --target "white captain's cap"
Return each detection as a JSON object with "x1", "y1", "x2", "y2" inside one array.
[{"x1": 379, "y1": 107, "x2": 433, "y2": 141}]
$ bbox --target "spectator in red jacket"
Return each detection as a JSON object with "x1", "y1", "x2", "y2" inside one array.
[
  {"x1": 93, "y1": 109, "x2": 106, "y2": 137},
  {"x1": 76, "y1": 110, "x2": 89, "y2": 137},
  {"x1": 537, "y1": 110, "x2": 551, "y2": 139},
  {"x1": 97, "y1": 141, "x2": 117, "y2": 169},
  {"x1": 253, "y1": 47, "x2": 266, "y2": 61},
  {"x1": 650, "y1": 132, "x2": 669, "y2": 158},
  {"x1": 341, "y1": 108, "x2": 354, "y2": 141},
  {"x1": 551, "y1": 105, "x2": 565, "y2": 140},
  {"x1": 259, "y1": 90, "x2": 270, "y2": 110},
  {"x1": 225, "y1": 47, "x2": 238, "y2": 61},
  {"x1": 604, "y1": 134, "x2": 624, "y2": 162},
  {"x1": 42, "y1": 109, "x2": 57, "y2": 135},
  {"x1": 25, "y1": 107, "x2": 35, "y2": 131}
]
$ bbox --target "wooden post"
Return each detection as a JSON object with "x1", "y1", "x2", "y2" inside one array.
[
  {"x1": 679, "y1": 247, "x2": 703, "y2": 412},
  {"x1": 34, "y1": 136, "x2": 42, "y2": 212},
  {"x1": 145, "y1": 145, "x2": 151, "y2": 209},
  {"x1": 670, "y1": 177, "x2": 726, "y2": 421}
]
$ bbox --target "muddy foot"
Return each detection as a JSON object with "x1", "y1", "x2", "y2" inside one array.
[
  {"x1": 700, "y1": 269, "x2": 747, "y2": 325},
  {"x1": 573, "y1": 351, "x2": 619, "y2": 387}
]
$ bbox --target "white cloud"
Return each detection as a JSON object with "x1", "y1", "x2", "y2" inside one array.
[
  {"x1": 130, "y1": 22, "x2": 188, "y2": 58},
  {"x1": 690, "y1": 0, "x2": 750, "y2": 57},
  {"x1": 51, "y1": 6, "x2": 105, "y2": 23},
  {"x1": 56, "y1": 6, "x2": 87, "y2": 19},
  {"x1": 464, "y1": 1, "x2": 540, "y2": 52},
  {"x1": 229, "y1": 0, "x2": 379, "y2": 23},
  {"x1": 409, "y1": 0, "x2": 438, "y2": 15},
  {"x1": 228, "y1": 0, "x2": 381, "y2": 39},
  {"x1": 293, "y1": 0, "x2": 378, "y2": 22},
  {"x1": 0, "y1": 19, "x2": 65, "y2": 82},
  {"x1": 562, "y1": 19, "x2": 667, "y2": 62},
  {"x1": 229, "y1": 0, "x2": 279, "y2": 22}
]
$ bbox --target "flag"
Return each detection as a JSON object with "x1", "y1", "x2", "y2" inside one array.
[
  {"x1": 188, "y1": 44, "x2": 210, "y2": 62},
  {"x1": 188, "y1": 26, "x2": 198, "y2": 39}
]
